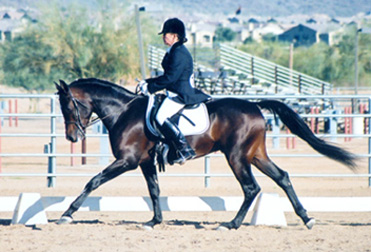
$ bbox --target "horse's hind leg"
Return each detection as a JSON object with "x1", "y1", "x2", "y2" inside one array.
[
  {"x1": 140, "y1": 162, "x2": 162, "y2": 228},
  {"x1": 221, "y1": 156, "x2": 261, "y2": 230},
  {"x1": 252, "y1": 154, "x2": 315, "y2": 229}
]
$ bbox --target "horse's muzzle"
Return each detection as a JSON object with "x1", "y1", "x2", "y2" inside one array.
[{"x1": 66, "y1": 134, "x2": 78, "y2": 143}]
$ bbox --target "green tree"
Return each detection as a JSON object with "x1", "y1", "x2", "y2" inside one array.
[
  {"x1": 214, "y1": 26, "x2": 237, "y2": 43},
  {"x1": 1, "y1": 31, "x2": 64, "y2": 91},
  {"x1": 0, "y1": 2, "x2": 158, "y2": 91},
  {"x1": 239, "y1": 41, "x2": 290, "y2": 67},
  {"x1": 294, "y1": 42, "x2": 333, "y2": 81}
]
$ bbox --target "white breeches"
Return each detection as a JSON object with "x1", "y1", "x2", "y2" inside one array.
[{"x1": 156, "y1": 97, "x2": 185, "y2": 126}]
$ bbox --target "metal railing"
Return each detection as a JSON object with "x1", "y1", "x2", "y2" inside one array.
[
  {"x1": 1, "y1": 94, "x2": 370, "y2": 187},
  {"x1": 220, "y1": 44, "x2": 333, "y2": 95},
  {"x1": 148, "y1": 45, "x2": 165, "y2": 74},
  {"x1": 148, "y1": 44, "x2": 333, "y2": 96}
]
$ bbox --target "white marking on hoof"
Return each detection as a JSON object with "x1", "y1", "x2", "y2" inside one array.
[
  {"x1": 137, "y1": 224, "x2": 153, "y2": 231},
  {"x1": 306, "y1": 218, "x2": 315, "y2": 230},
  {"x1": 215, "y1": 225, "x2": 229, "y2": 231},
  {"x1": 57, "y1": 216, "x2": 73, "y2": 225}
]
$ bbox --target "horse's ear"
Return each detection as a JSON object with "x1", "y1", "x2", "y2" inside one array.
[
  {"x1": 59, "y1": 80, "x2": 69, "y2": 90},
  {"x1": 55, "y1": 81, "x2": 63, "y2": 94},
  {"x1": 56, "y1": 80, "x2": 70, "y2": 95}
]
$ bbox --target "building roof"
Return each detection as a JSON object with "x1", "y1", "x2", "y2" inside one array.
[
  {"x1": 0, "y1": 9, "x2": 25, "y2": 20},
  {"x1": 302, "y1": 22, "x2": 342, "y2": 33},
  {"x1": 254, "y1": 23, "x2": 284, "y2": 35},
  {"x1": 0, "y1": 18, "x2": 21, "y2": 32}
]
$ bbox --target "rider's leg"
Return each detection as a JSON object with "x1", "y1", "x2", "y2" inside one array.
[
  {"x1": 160, "y1": 118, "x2": 196, "y2": 163},
  {"x1": 155, "y1": 97, "x2": 184, "y2": 125},
  {"x1": 156, "y1": 98, "x2": 196, "y2": 163}
]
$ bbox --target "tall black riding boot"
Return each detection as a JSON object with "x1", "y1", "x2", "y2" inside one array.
[{"x1": 160, "y1": 119, "x2": 196, "y2": 164}]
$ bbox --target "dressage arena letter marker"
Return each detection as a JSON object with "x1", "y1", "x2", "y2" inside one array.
[
  {"x1": 11, "y1": 193, "x2": 48, "y2": 225},
  {"x1": 250, "y1": 193, "x2": 287, "y2": 227}
]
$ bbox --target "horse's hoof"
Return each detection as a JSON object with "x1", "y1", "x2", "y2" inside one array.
[
  {"x1": 305, "y1": 218, "x2": 315, "y2": 229},
  {"x1": 57, "y1": 216, "x2": 73, "y2": 225},
  {"x1": 215, "y1": 225, "x2": 229, "y2": 231},
  {"x1": 137, "y1": 224, "x2": 153, "y2": 231}
]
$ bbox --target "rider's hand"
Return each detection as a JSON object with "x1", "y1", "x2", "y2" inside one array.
[{"x1": 138, "y1": 80, "x2": 149, "y2": 95}]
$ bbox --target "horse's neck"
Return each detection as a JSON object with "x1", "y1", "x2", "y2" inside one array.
[{"x1": 90, "y1": 90, "x2": 135, "y2": 131}]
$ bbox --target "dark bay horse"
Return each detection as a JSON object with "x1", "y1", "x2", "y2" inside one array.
[{"x1": 55, "y1": 78, "x2": 356, "y2": 230}]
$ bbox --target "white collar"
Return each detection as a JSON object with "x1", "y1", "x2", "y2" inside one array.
[{"x1": 166, "y1": 45, "x2": 172, "y2": 53}]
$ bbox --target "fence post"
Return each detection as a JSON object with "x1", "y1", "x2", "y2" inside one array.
[
  {"x1": 310, "y1": 107, "x2": 316, "y2": 133},
  {"x1": 272, "y1": 121, "x2": 280, "y2": 149},
  {"x1": 328, "y1": 110, "x2": 338, "y2": 142},
  {"x1": 274, "y1": 66, "x2": 278, "y2": 93},
  {"x1": 250, "y1": 57, "x2": 254, "y2": 85},
  {"x1": 204, "y1": 156, "x2": 211, "y2": 188},
  {"x1": 344, "y1": 107, "x2": 351, "y2": 142},
  {"x1": 0, "y1": 120, "x2": 2, "y2": 173},
  {"x1": 82, "y1": 139, "x2": 87, "y2": 165},
  {"x1": 48, "y1": 96, "x2": 57, "y2": 188},
  {"x1": 368, "y1": 98, "x2": 371, "y2": 187},
  {"x1": 15, "y1": 99, "x2": 18, "y2": 127},
  {"x1": 344, "y1": 107, "x2": 348, "y2": 141},
  {"x1": 0, "y1": 101, "x2": 3, "y2": 126},
  {"x1": 45, "y1": 143, "x2": 54, "y2": 187},
  {"x1": 286, "y1": 129, "x2": 291, "y2": 149},
  {"x1": 0, "y1": 102, "x2": 2, "y2": 172},
  {"x1": 9, "y1": 100, "x2": 12, "y2": 127},
  {"x1": 298, "y1": 75, "x2": 302, "y2": 93},
  {"x1": 360, "y1": 104, "x2": 368, "y2": 134}
]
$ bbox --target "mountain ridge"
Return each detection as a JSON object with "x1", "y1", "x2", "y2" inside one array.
[{"x1": 1, "y1": 0, "x2": 370, "y2": 18}]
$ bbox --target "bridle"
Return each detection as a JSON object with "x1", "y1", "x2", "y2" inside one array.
[
  {"x1": 65, "y1": 95, "x2": 107, "y2": 139},
  {"x1": 65, "y1": 96, "x2": 89, "y2": 139},
  {"x1": 63, "y1": 91, "x2": 117, "y2": 140}
]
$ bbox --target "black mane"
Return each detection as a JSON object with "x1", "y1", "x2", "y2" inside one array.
[{"x1": 69, "y1": 78, "x2": 137, "y2": 97}]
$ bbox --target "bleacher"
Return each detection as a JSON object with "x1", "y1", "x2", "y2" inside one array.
[{"x1": 148, "y1": 44, "x2": 333, "y2": 101}]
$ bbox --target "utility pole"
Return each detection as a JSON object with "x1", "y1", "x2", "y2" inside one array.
[
  {"x1": 354, "y1": 27, "x2": 371, "y2": 95},
  {"x1": 289, "y1": 42, "x2": 294, "y2": 70},
  {"x1": 289, "y1": 42, "x2": 294, "y2": 88},
  {"x1": 354, "y1": 28, "x2": 360, "y2": 95},
  {"x1": 135, "y1": 5, "x2": 146, "y2": 80}
]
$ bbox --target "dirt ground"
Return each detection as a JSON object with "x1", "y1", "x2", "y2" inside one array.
[{"x1": 1, "y1": 86, "x2": 371, "y2": 251}]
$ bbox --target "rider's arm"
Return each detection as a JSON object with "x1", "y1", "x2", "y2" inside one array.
[{"x1": 146, "y1": 47, "x2": 186, "y2": 94}]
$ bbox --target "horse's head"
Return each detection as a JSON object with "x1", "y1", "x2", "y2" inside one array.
[{"x1": 55, "y1": 80, "x2": 93, "y2": 142}]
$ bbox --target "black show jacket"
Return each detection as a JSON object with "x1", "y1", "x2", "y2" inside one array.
[{"x1": 146, "y1": 42, "x2": 210, "y2": 105}]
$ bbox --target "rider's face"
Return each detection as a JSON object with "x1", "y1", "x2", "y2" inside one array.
[{"x1": 163, "y1": 33, "x2": 178, "y2": 47}]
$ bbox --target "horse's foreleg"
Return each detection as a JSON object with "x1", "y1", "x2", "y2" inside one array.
[
  {"x1": 221, "y1": 158, "x2": 260, "y2": 230},
  {"x1": 57, "y1": 159, "x2": 136, "y2": 224},
  {"x1": 140, "y1": 162, "x2": 162, "y2": 228},
  {"x1": 252, "y1": 157, "x2": 315, "y2": 229}
]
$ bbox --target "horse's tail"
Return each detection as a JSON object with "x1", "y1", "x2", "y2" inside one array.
[{"x1": 257, "y1": 100, "x2": 357, "y2": 170}]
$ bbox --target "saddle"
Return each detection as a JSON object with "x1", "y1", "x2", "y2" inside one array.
[
  {"x1": 145, "y1": 94, "x2": 210, "y2": 138},
  {"x1": 145, "y1": 94, "x2": 210, "y2": 170}
]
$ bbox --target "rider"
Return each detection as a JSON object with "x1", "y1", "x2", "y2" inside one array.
[{"x1": 139, "y1": 18, "x2": 211, "y2": 164}]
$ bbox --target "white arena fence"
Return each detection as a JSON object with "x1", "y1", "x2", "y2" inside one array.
[{"x1": 0, "y1": 93, "x2": 371, "y2": 188}]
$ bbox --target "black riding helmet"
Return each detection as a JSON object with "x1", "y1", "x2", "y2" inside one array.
[{"x1": 158, "y1": 18, "x2": 187, "y2": 43}]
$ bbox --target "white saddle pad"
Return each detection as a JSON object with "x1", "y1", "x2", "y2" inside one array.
[{"x1": 146, "y1": 95, "x2": 210, "y2": 137}]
